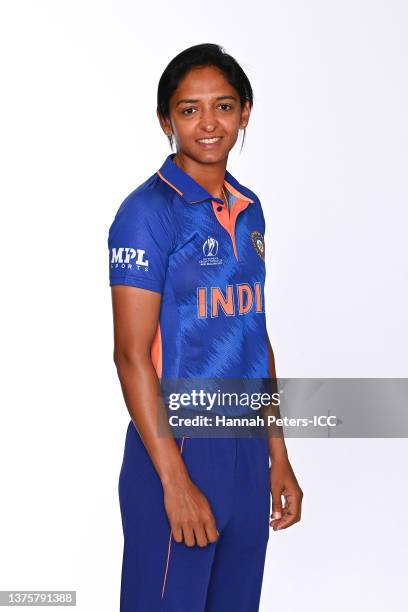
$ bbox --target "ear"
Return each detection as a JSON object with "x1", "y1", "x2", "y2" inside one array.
[
  {"x1": 157, "y1": 110, "x2": 172, "y2": 136},
  {"x1": 239, "y1": 99, "x2": 251, "y2": 129}
]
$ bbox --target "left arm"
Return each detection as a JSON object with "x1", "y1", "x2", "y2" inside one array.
[{"x1": 266, "y1": 333, "x2": 304, "y2": 531}]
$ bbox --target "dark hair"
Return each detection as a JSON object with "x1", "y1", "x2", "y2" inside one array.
[{"x1": 157, "y1": 43, "x2": 254, "y2": 152}]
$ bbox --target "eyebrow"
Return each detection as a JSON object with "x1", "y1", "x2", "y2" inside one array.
[{"x1": 175, "y1": 95, "x2": 237, "y2": 106}]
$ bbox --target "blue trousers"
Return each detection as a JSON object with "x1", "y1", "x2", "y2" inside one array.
[{"x1": 119, "y1": 421, "x2": 271, "y2": 611}]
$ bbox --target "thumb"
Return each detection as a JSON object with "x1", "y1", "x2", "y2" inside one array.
[{"x1": 271, "y1": 488, "x2": 283, "y2": 519}]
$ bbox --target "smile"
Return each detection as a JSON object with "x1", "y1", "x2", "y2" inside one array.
[{"x1": 196, "y1": 137, "x2": 223, "y2": 144}]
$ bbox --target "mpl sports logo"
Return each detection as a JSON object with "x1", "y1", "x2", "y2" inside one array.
[
  {"x1": 199, "y1": 236, "x2": 223, "y2": 266},
  {"x1": 110, "y1": 247, "x2": 149, "y2": 272}
]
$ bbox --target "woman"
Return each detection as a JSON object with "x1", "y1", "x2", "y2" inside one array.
[{"x1": 108, "y1": 43, "x2": 303, "y2": 612}]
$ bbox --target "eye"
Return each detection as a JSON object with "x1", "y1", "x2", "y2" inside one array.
[
  {"x1": 181, "y1": 107, "x2": 197, "y2": 115},
  {"x1": 218, "y1": 103, "x2": 232, "y2": 111}
]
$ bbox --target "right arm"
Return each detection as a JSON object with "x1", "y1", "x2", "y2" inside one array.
[{"x1": 111, "y1": 284, "x2": 219, "y2": 548}]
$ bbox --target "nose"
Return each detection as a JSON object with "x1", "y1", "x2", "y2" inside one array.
[{"x1": 198, "y1": 107, "x2": 218, "y2": 132}]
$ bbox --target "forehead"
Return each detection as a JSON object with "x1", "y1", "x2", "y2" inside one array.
[{"x1": 171, "y1": 66, "x2": 236, "y2": 100}]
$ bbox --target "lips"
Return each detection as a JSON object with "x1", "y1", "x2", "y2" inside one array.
[{"x1": 196, "y1": 136, "x2": 223, "y2": 146}]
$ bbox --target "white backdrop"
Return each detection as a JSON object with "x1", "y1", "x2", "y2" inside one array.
[{"x1": 0, "y1": 1, "x2": 407, "y2": 610}]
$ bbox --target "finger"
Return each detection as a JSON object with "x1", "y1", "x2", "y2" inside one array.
[
  {"x1": 204, "y1": 519, "x2": 219, "y2": 544},
  {"x1": 182, "y1": 525, "x2": 196, "y2": 547},
  {"x1": 283, "y1": 492, "x2": 302, "y2": 520},
  {"x1": 273, "y1": 514, "x2": 299, "y2": 530},
  {"x1": 271, "y1": 502, "x2": 301, "y2": 530},
  {"x1": 271, "y1": 488, "x2": 283, "y2": 520},
  {"x1": 171, "y1": 525, "x2": 183, "y2": 543},
  {"x1": 193, "y1": 523, "x2": 210, "y2": 548}
]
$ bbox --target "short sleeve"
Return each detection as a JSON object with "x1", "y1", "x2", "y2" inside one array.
[{"x1": 108, "y1": 194, "x2": 177, "y2": 294}]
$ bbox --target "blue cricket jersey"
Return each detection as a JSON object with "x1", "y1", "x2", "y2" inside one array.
[{"x1": 108, "y1": 153, "x2": 269, "y2": 381}]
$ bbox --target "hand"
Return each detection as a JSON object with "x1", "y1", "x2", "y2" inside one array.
[
  {"x1": 269, "y1": 456, "x2": 303, "y2": 531},
  {"x1": 162, "y1": 475, "x2": 219, "y2": 547}
]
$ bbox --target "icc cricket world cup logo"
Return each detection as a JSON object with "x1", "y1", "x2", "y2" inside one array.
[{"x1": 203, "y1": 236, "x2": 219, "y2": 257}]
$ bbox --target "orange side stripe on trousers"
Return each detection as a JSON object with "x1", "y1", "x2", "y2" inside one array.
[{"x1": 161, "y1": 435, "x2": 187, "y2": 599}]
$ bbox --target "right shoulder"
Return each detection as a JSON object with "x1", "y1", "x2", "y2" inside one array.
[
  {"x1": 108, "y1": 170, "x2": 182, "y2": 244},
  {"x1": 107, "y1": 170, "x2": 183, "y2": 292},
  {"x1": 111, "y1": 171, "x2": 178, "y2": 222}
]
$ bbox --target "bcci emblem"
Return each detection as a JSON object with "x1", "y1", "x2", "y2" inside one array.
[
  {"x1": 250, "y1": 231, "x2": 265, "y2": 261},
  {"x1": 199, "y1": 236, "x2": 223, "y2": 266}
]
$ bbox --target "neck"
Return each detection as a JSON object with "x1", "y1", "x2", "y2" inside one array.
[{"x1": 173, "y1": 151, "x2": 227, "y2": 199}]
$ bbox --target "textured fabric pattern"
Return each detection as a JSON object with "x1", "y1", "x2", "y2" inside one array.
[{"x1": 108, "y1": 153, "x2": 269, "y2": 380}]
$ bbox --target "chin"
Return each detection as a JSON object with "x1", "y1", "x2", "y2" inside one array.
[{"x1": 194, "y1": 148, "x2": 229, "y2": 164}]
